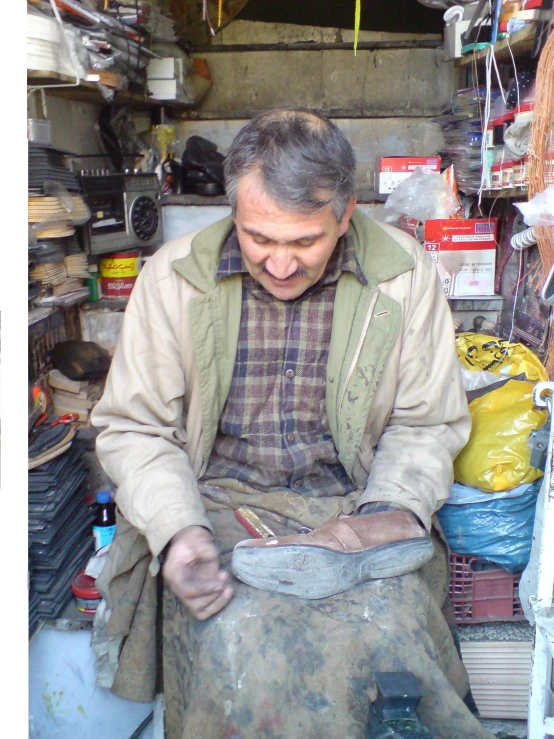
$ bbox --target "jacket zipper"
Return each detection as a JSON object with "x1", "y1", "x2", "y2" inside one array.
[{"x1": 338, "y1": 289, "x2": 381, "y2": 413}]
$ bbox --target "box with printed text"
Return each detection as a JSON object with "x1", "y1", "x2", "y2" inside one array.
[
  {"x1": 377, "y1": 156, "x2": 441, "y2": 194},
  {"x1": 424, "y1": 218, "x2": 498, "y2": 297}
]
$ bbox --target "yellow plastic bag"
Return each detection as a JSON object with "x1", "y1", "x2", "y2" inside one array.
[
  {"x1": 454, "y1": 379, "x2": 547, "y2": 492},
  {"x1": 456, "y1": 332, "x2": 548, "y2": 383}
]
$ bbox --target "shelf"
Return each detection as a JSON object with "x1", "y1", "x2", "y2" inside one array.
[
  {"x1": 161, "y1": 193, "x2": 230, "y2": 207},
  {"x1": 80, "y1": 297, "x2": 129, "y2": 311},
  {"x1": 448, "y1": 295, "x2": 503, "y2": 310},
  {"x1": 40, "y1": 599, "x2": 94, "y2": 632},
  {"x1": 455, "y1": 25, "x2": 537, "y2": 67},
  {"x1": 27, "y1": 70, "x2": 190, "y2": 110},
  {"x1": 480, "y1": 187, "x2": 529, "y2": 199}
]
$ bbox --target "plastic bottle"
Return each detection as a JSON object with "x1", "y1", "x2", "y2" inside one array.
[
  {"x1": 93, "y1": 491, "x2": 116, "y2": 551},
  {"x1": 85, "y1": 264, "x2": 102, "y2": 302}
]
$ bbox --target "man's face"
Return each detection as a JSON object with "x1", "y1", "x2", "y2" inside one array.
[{"x1": 234, "y1": 171, "x2": 356, "y2": 301}]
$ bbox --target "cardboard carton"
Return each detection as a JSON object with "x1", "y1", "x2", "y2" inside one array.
[
  {"x1": 377, "y1": 156, "x2": 441, "y2": 194},
  {"x1": 424, "y1": 218, "x2": 498, "y2": 297}
]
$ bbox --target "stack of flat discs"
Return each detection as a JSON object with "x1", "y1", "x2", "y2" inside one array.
[
  {"x1": 28, "y1": 143, "x2": 80, "y2": 192},
  {"x1": 64, "y1": 253, "x2": 90, "y2": 279},
  {"x1": 34, "y1": 223, "x2": 76, "y2": 239},
  {"x1": 28, "y1": 194, "x2": 89, "y2": 222},
  {"x1": 29, "y1": 261, "x2": 67, "y2": 286}
]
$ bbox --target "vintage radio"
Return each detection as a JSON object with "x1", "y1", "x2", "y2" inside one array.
[{"x1": 80, "y1": 173, "x2": 164, "y2": 255}]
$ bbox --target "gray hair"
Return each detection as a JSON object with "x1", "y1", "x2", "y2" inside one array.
[{"x1": 224, "y1": 109, "x2": 357, "y2": 222}]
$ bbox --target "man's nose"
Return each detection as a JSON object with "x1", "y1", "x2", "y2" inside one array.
[{"x1": 266, "y1": 248, "x2": 297, "y2": 279}]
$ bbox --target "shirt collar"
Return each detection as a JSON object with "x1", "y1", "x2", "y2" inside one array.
[{"x1": 215, "y1": 228, "x2": 367, "y2": 287}]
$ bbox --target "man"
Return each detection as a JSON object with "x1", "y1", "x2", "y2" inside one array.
[{"x1": 92, "y1": 109, "x2": 493, "y2": 738}]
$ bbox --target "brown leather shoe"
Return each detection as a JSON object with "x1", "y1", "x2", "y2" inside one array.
[{"x1": 231, "y1": 511, "x2": 434, "y2": 599}]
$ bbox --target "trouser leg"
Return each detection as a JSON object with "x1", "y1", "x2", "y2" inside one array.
[{"x1": 163, "y1": 509, "x2": 494, "y2": 739}]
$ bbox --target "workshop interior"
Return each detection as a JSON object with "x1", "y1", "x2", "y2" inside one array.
[{"x1": 26, "y1": 0, "x2": 554, "y2": 738}]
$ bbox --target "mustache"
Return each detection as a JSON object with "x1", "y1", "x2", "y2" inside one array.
[{"x1": 261, "y1": 266, "x2": 307, "y2": 280}]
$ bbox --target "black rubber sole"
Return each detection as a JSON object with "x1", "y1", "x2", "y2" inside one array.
[{"x1": 231, "y1": 534, "x2": 435, "y2": 599}]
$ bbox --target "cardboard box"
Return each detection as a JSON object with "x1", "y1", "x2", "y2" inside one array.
[
  {"x1": 377, "y1": 156, "x2": 441, "y2": 194},
  {"x1": 147, "y1": 78, "x2": 185, "y2": 101},
  {"x1": 444, "y1": 21, "x2": 471, "y2": 61},
  {"x1": 424, "y1": 219, "x2": 498, "y2": 297},
  {"x1": 147, "y1": 57, "x2": 183, "y2": 80}
]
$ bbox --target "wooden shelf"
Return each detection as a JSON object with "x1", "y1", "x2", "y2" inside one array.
[
  {"x1": 455, "y1": 25, "x2": 536, "y2": 67},
  {"x1": 27, "y1": 70, "x2": 190, "y2": 109}
]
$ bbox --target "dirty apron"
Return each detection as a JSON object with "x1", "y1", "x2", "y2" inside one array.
[{"x1": 162, "y1": 507, "x2": 494, "y2": 739}]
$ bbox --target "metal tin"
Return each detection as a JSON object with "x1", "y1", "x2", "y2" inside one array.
[
  {"x1": 100, "y1": 250, "x2": 140, "y2": 298},
  {"x1": 71, "y1": 570, "x2": 101, "y2": 614}
]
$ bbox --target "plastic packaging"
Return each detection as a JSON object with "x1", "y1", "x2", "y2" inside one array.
[
  {"x1": 93, "y1": 491, "x2": 116, "y2": 551},
  {"x1": 453, "y1": 379, "x2": 547, "y2": 492},
  {"x1": 448, "y1": 480, "x2": 534, "y2": 505},
  {"x1": 456, "y1": 332, "x2": 548, "y2": 382},
  {"x1": 437, "y1": 479, "x2": 541, "y2": 572},
  {"x1": 515, "y1": 184, "x2": 554, "y2": 226},
  {"x1": 29, "y1": 181, "x2": 92, "y2": 241},
  {"x1": 504, "y1": 117, "x2": 532, "y2": 159},
  {"x1": 459, "y1": 366, "x2": 501, "y2": 392},
  {"x1": 383, "y1": 169, "x2": 460, "y2": 223}
]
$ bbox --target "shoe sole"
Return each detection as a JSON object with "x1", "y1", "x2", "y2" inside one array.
[{"x1": 231, "y1": 534, "x2": 435, "y2": 599}]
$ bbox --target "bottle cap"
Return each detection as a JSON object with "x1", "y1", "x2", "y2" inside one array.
[{"x1": 96, "y1": 490, "x2": 113, "y2": 504}]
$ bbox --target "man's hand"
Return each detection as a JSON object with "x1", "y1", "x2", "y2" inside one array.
[{"x1": 162, "y1": 526, "x2": 234, "y2": 620}]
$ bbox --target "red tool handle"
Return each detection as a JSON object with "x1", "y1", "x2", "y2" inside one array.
[
  {"x1": 52, "y1": 413, "x2": 79, "y2": 427},
  {"x1": 234, "y1": 507, "x2": 276, "y2": 539}
]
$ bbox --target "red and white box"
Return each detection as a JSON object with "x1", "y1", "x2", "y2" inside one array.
[
  {"x1": 377, "y1": 156, "x2": 441, "y2": 194},
  {"x1": 424, "y1": 219, "x2": 498, "y2": 297}
]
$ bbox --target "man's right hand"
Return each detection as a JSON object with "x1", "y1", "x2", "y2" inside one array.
[{"x1": 162, "y1": 526, "x2": 234, "y2": 620}]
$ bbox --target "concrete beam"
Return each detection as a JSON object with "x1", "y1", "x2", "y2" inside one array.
[{"x1": 210, "y1": 20, "x2": 441, "y2": 46}]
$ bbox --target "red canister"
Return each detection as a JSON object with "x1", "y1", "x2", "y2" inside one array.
[
  {"x1": 100, "y1": 250, "x2": 140, "y2": 298},
  {"x1": 71, "y1": 570, "x2": 102, "y2": 614}
]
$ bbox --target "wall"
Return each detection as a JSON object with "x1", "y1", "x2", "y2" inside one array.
[
  {"x1": 172, "y1": 19, "x2": 453, "y2": 211},
  {"x1": 27, "y1": 93, "x2": 110, "y2": 173}
]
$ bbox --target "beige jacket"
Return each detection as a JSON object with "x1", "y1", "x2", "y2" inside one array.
[{"x1": 92, "y1": 211, "x2": 471, "y2": 571}]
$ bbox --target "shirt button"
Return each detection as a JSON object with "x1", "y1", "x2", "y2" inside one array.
[
  {"x1": 294, "y1": 480, "x2": 303, "y2": 488},
  {"x1": 285, "y1": 369, "x2": 295, "y2": 379},
  {"x1": 287, "y1": 433, "x2": 295, "y2": 443}
]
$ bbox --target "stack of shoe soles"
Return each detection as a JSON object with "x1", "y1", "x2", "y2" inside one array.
[
  {"x1": 28, "y1": 194, "x2": 89, "y2": 240},
  {"x1": 28, "y1": 441, "x2": 95, "y2": 634},
  {"x1": 28, "y1": 143, "x2": 80, "y2": 193},
  {"x1": 28, "y1": 416, "x2": 77, "y2": 470}
]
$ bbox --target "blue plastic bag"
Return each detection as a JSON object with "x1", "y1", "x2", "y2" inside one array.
[{"x1": 437, "y1": 480, "x2": 541, "y2": 572}]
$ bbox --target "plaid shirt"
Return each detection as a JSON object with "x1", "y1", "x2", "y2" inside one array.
[{"x1": 202, "y1": 229, "x2": 367, "y2": 497}]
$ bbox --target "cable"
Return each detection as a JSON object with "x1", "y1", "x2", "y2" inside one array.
[
  {"x1": 506, "y1": 37, "x2": 520, "y2": 111},
  {"x1": 478, "y1": 47, "x2": 494, "y2": 206},
  {"x1": 128, "y1": 711, "x2": 154, "y2": 739},
  {"x1": 508, "y1": 247, "x2": 524, "y2": 343}
]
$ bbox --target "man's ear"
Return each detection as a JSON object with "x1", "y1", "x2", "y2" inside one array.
[{"x1": 339, "y1": 196, "x2": 357, "y2": 236}]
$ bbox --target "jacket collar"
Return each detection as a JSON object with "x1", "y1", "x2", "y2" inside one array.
[{"x1": 172, "y1": 209, "x2": 414, "y2": 292}]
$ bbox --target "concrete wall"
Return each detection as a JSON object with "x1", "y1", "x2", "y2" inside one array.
[
  {"x1": 191, "y1": 48, "x2": 454, "y2": 118},
  {"x1": 28, "y1": 95, "x2": 102, "y2": 155},
  {"x1": 174, "y1": 117, "x2": 444, "y2": 198}
]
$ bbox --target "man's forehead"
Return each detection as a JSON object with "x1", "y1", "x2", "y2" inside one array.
[{"x1": 240, "y1": 224, "x2": 328, "y2": 243}]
